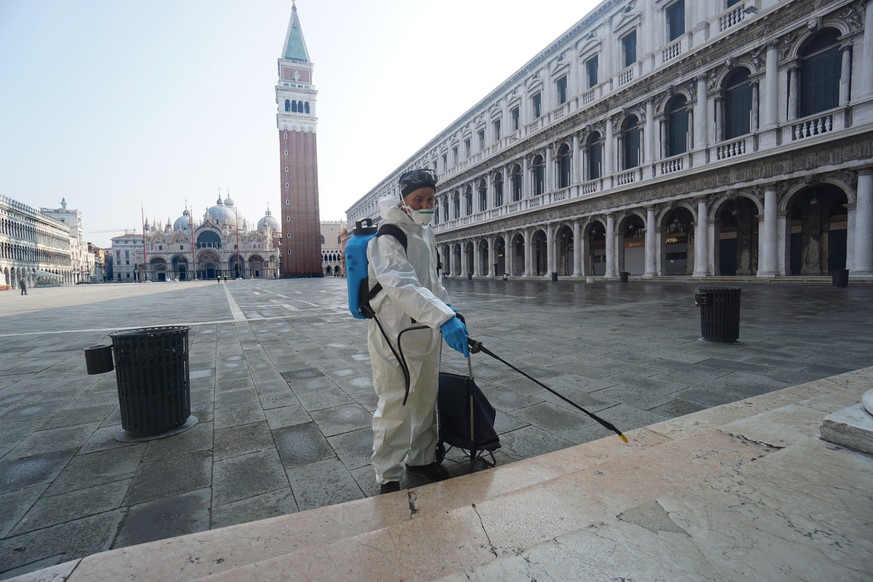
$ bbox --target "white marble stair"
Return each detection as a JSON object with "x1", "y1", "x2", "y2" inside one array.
[{"x1": 29, "y1": 367, "x2": 872, "y2": 582}]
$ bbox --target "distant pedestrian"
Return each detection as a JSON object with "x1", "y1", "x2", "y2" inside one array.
[{"x1": 19, "y1": 278, "x2": 27, "y2": 295}]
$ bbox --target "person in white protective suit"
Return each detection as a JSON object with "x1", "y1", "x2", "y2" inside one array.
[{"x1": 366, "y1": 168, "x2": 470, "y2": 494}]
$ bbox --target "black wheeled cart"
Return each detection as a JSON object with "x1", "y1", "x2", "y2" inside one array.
[{"x1": 437, "y1": 355, "x2": 500, "y2": 472}]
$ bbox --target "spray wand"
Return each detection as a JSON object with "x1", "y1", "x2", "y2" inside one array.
[{"x1": 468, "y1": 338, "x2": 628, "y2": 444}]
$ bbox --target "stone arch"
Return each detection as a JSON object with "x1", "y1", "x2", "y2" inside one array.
[
  {"x1": 476, "y1": 238, "x2": 489, "y2": 276},
  {"x1": 585, "y1": 218, "x2": 607, "y2": 276},
  {"x1": 785, "y1": 182, "x2": 850, "y2": 275},
  {"x1": 554, "y1": 223, "x2": 574, "y2": 276},
  {"x1": 618, "y1": 212, "x2": 647, "y2": 275},
  {"x1": 660, "y1": 206, "x2": 695, "y2": 275},
  {"x1": 509, "y1": 232, "x2": 526, "y2": 276},
  {"x1": 712, "y1": 194, "x2": 760, "y2": 276}
]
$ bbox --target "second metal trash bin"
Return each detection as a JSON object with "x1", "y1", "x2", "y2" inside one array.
[
  {"x1": 694, "y1": 287, "x2": 741, "y2": 343},
  {"x1": 830, "y1": 268, "x2": 849, "y2": 288},
  {"x1": 110, "y1": 326, "x2": 191, "y2": 437}
]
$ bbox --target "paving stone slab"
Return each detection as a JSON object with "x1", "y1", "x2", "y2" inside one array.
[
  {"x1": 12, "y1": 480, "x2": 130, "y2": 536},
  {"x1": 273, "y1": 422, "x2": 335, "y2": 468},
  {"x1": 286, "y1": 457, "x2": 365, "y2": 511},
  {"x1": 0, "y1": 485, "x2": 46, "y2": 538},
  {"x1": 123, "y1": 450, "x2": 212, "y2": 506},
  {"x1": 211, "y1": 488, "x2": 298, "y2": 530},
  {"x1": 0, "y1": 449, "x2": 77, "y2": 495},
  {"x1": 308, "y1": 404, "x2": 372, "y2": 437},
  {"x1": 113, "y1": 488, "x2": 211, "y2": 549},
  {"x1": 212, "y1": 449, "x2": 289, "y2": 506}
]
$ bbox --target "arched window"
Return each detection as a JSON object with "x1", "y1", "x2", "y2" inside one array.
[
  {"x1": 493, "y1": 173, "x2": 504, "y2": 206},
  {"x1": 291, "y1": 101, "x2": 298, "y2": 113},
  {"x1": 666, "y1": 95, "x2": 689, "y2": 156},
  {"x1": 622, "y1": 116, "x2": 641, "y2": 169},
  {"x1": 464, "y1": 187, "x2": 473, "y2": 215},
  {"x1": 800, "y1": 29, "x2": 841, "y2": 117},
  {"x1": 304, "y1": 101, "x2": 310, "y2": 114},
  {"x1": 284, "y1": 99, "x2": 291, "y2": 112},
  {"x1": 533, "y1": 155, "x2": 545, "y2": 195},
  {"x1": 723, "y1": 68, "x2": 752, "y2": 139},
  {"x1": 557, "y1": 144, "x2": 572, "y2": 188},
  {"x1": 510, "y1": 164, "x2": 523, "y2": 201},
  {"x1": 586, "y1": 132, "x2": 603, "y2": 180}
]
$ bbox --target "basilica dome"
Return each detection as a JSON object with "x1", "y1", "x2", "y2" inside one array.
[
  {"x1": 205, "y1": 195, "x2": 238, "y2": 227},
  {"x1": 257, "y1": 208, "x2": 281, "y2": 234},
  {"x1": 173, "y1": 209, "x2": 196, "y2": 232}
]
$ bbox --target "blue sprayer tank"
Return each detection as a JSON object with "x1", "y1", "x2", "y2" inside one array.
[{"x1": 345, "y1": 218, "x2": 378, "y2": 319}]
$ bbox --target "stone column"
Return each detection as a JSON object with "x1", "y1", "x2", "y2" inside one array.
[
  {"x1": 853, "y1": 169, "x2": 873, "y2": 276},
  {"x1": 546, "y1": 223, "x2": 555, "y2": 276},
  {"x1": 763, "y1": 42, "x2": 779, "y2": 128},
  {"x1": 862, "y1": 0, "x2": 873, "y2": 99},
  {"x1": 788, "y1": 67, "x2": 800, "y2": 120},
  {"x1": 777, "y1": 211, "x2": 790, "y2": 276},
  {"x1": 693, "y1": 198, "x2": 710, "y2": 277},
  {"x1": 506, "y1": 233, "x2": 515, "y2": 276},
  {"x1": 545, "y1": 145, "x2": 553, "y2": 193},
  {"x1": 487, "y1": 236, "x2": 495, "y2": 277},
  {"x1": 751, "y1": 82, "x2": 760, "y2": 132},
  {"x1": 645, "y1": 99, "x2": 655, "y2": 166},
  {"x1": 573, "y1": 220, "x2": 582, "y2": 276},
  {"x1": 523, "y1": 229, "x2": 533, "y2": 277},
  {"x1": 502, "y1": 165, "x2": 509, "y2": 204},
  {"x1": 522, "y1": 157, "x2": 529, "y2": 199},
  {"x1": 461, "y1": 241, "x2": 469, "y2": 277},
  {"x1": 695, "y1": 75, "x2": 708, "y2": 147},
  {"x1": 713, "y1": 98, "x2": 724, "y2": 142},
  {"x1": 605, "y1": 214, "x2": 617, "y2": 277},
  {"x1": 572, "y1": 133, "x2": 581, "y2": 185},
  {"x1": 605, "y1": 117, "x2": 615, "y2": 176},
  {"x1": 840, "y1": 46, "x2": 852, "y2": 106},
  {"x1": 846, "y1": 203, "x2": 856, "y2": 274},
  {"x1": 757, "y1": 188, "x2": 779, "y2": 277},
  {"x1": 644, "y1": 206, "x2": 657, "y2": 278}
]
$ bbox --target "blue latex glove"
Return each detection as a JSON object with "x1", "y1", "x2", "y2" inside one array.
[{"x1": 440, "y1": 316, "x2": 469, "y2": 357}]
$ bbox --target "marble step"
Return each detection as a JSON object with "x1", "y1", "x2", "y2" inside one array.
[{"x1": 40, "y1": 369, "x2": 866, "y2": 582}]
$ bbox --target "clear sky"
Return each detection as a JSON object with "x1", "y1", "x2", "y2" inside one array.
[{"x1": 0, "y1": 0, "x2": 599, "y2": 248}]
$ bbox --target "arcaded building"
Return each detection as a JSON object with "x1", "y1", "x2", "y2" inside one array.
[
  {"x1": 0, "y1": 194, "x2": 71, "y2": 289},
  {"x1": 347, "y1": 0, "x2": 873, "y2": 281}
]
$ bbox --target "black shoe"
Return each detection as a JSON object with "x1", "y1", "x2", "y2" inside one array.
[
  {"x1": 379, "y1": 481, "x2": 401, "y2": 494},
  {"x1": 405, "y1": 462, "x2": 449, "y2": 482}
]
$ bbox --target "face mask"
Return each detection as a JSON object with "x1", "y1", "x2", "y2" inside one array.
[{"x1": 401, "y1": 203, "x2": 434, "y2": 226}]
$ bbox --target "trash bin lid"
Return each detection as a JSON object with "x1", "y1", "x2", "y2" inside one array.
[{"x1": 110, "y1": 325, "x2": 189, "y2": 338}]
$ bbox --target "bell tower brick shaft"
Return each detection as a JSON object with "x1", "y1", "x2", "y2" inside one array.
[{"x1": 276, "y1": 2, "x2": 322, "y2": 277}]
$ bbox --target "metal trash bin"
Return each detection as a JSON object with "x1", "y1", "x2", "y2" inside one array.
[
  {"x1": 830, "y1": 269, "x2": 849, "y2": 288},
  {"x1": 620, "y1": 271, "x2": 629, "y2": 283},
  {"x1": 694, "y1": 287, "x2": 741, "y2": 343},
  {"x1": 110, "y1": 326, "x2": 192, "y2": 437},
  {"x1": 551, "y1": 272, "x2": 558, "y2": 282}
]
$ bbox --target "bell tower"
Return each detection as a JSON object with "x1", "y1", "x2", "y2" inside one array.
[{"x1": 276, "y1": 1, "x2": 322, "y2": 277}]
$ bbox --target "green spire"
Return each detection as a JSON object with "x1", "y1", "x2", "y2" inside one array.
[{"x1": 283, "y1": 2, "x2": 310, "y2": 63}]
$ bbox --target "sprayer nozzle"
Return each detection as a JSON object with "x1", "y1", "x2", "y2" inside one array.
[{"x1": 619, "y1": 434, "x2": 628, "y2": 444}]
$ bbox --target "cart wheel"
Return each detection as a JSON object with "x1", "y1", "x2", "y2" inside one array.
[{"x1": 436, "y1": 442, "x2": 446, "y2": 464}]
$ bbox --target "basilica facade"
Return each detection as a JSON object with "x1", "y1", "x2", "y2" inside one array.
[
  {"x1": 110, "y1": 195, "x2": 280, "y2": 282},
  {"x1": 347, "y1": 0, "x2": 873, "y2": 281}
]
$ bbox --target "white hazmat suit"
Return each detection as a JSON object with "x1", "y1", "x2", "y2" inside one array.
[{"x1": 366, "y1": 196, "x2": 455, "y2": 485}]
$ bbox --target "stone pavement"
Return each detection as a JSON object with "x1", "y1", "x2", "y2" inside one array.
[{"x1": 1, "y1": 277, "x2": 872, "y2": 579}]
